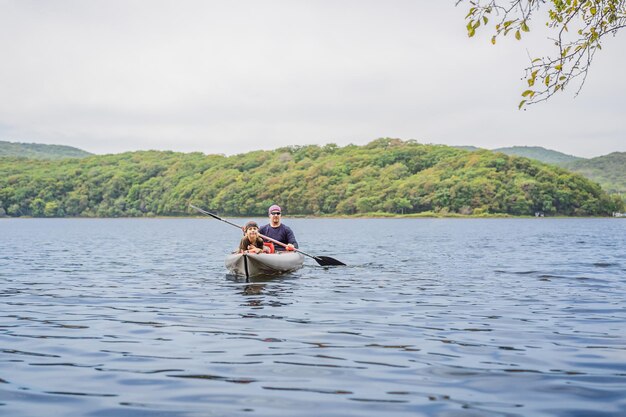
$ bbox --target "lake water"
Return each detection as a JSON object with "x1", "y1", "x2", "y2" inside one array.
[{"x1": 1, "y1": 218, "x2": 625, "y2": 417}]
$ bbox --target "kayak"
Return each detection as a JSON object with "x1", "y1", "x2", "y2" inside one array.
[{"x1": 225, "y1": 252, "x2": 305, "y2": 278}]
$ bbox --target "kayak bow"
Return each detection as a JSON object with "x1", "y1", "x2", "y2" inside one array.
[{"x1": 225, "y1": 252, "x2": 305, "y2": 278}]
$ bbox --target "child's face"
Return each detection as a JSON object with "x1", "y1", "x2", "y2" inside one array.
[{"x1": 246, "y1": 227, "x2": 259, "y2": 240}]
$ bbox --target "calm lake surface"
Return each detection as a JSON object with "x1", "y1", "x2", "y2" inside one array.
[{"x1": 1, "y1": 218, "x2": 625, "y2": 417}]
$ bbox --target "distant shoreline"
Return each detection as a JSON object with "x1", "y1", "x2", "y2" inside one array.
[{"x1": 2, "y1": 214, "x2": 622, "y2": 220}]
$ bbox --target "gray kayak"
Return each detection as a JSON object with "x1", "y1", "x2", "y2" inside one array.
[{"x1": 225, "y1": 252, "x2": 305, "y2": 278}]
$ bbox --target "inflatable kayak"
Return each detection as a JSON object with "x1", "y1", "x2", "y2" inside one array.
[{"x1": 225, "y1": 252, "x2": 305, "y2": 278}]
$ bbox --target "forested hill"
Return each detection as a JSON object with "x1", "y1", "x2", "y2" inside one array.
[
  {"x1": 492, "y1": 146, "x2": 583, "y2": 164},
  {"x1": 562, "y1": 152, "x2": 626, "y2": 195},
  {"x1": 452, "y1": 145, "x2": 584, "y2": 165},
  {"x1": 0, "y1": 138, "x2": 622, "y2": 217},
  {"x1": 0, "y1": 140, "x2": 92, "y2": 159},
  {"x1": 454, "y1": 146, "x2": 622, "y2": 198}
]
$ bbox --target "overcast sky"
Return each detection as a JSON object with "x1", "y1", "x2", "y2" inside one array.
[{"x1": 1, "y1": 0, "x2": 624, "y2": 158}]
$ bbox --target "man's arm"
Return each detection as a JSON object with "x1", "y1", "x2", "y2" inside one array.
[{"x1": 285, "y1": 226, "x2": 298, "y2": 249}]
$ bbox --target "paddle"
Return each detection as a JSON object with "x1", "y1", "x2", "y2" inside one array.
[{"x1": 189, "y1": 204, "x2": 346, "y2": 266}]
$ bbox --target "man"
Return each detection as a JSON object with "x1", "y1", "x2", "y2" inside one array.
[{"x1": 259, "y1": 204, "x2": 298, "y2": 252}]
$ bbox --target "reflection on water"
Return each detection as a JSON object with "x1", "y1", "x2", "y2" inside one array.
[{"x1": 1, "y1": 218, "x2": 626, "y2": 417}]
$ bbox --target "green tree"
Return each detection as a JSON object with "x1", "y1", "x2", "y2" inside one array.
[
  {"x1": 7, "y1": 204, "x2": 21, "y2": 216},
  {"x1": 459, "y1": 0, "x2": 626, "y2": 108},
  {"x1": 44, "y1": 201, "x2": 63, "y2": 217},
  {"x1": 30, "y1": 198, "x2": 45, "y2": 217}
]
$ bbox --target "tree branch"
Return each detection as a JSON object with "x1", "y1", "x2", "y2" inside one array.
[{"x1": 458, "y1": 0, "x2": 626, "y2": 108}]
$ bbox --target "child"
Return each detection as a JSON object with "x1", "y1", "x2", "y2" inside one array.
[{"x1": 238, "y1": 221, "x2": 268, "y2": 254}]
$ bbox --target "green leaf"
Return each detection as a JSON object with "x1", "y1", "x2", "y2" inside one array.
[
  {"x1": 491, "y1": 36, "x2": 497, "y2": 45},
  {"x1": 518, "y1": 100, "x2": 527, "y2": 110},
  {"x1": 521, "y1": 21, "x2": 530, "y2": 32},
  {"x1": 522, "y1": 90, "x2": 534, "y2": 97},
  {"x1": 515, "y1": 30, "x2": 521, "y2": 40}
]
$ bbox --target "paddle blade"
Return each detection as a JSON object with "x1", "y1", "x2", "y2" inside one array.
[{"x1": 314, "y1": 256, "x2": 346, "y2": 266}]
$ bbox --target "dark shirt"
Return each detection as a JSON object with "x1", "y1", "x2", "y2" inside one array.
[
  {"x1": 238, "y1": 236, "x2": 265, "y2": 252},
  {"x1": 259, "y1": 223, "x2": 298, "y2": 251}
]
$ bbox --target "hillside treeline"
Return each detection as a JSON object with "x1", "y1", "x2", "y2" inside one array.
[
  {"x1": 0, "y1": 139, "x2": 623, "y2": 217},
  {"x1": 0, "y1": 140, "x2": 92, "y2": 159},
  {"x1": 563, "y1": 152, "x2": 626, "y2": 196}
]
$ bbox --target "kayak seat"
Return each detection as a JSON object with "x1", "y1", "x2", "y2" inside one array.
[{"x1": 263, "y1": 242, "x2": 275, "y2": 254}]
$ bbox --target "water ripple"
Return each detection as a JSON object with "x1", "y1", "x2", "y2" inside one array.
[{"x1": 1, "y1": 218, "x2": 626, "y2": 417}]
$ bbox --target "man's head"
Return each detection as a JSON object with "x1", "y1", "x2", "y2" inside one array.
[
  {"x1": 268, "y1": 204, "x2": 282, "y2": 227},
  {"x1": 268, "y1": 204, "x2": 281, "y2": 215}
]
